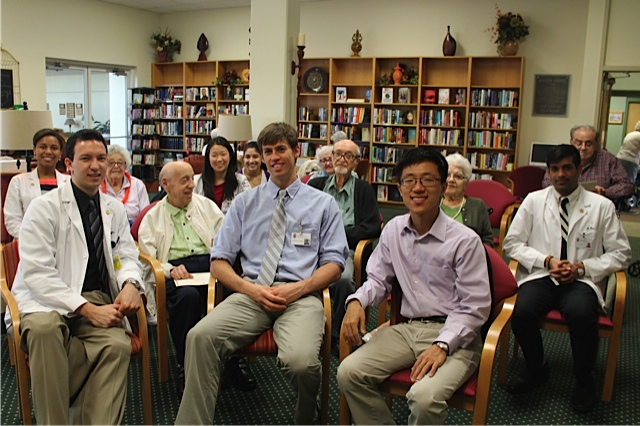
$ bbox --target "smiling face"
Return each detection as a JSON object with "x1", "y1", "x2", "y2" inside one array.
[
  {"x1": 162, "y1": 162, "x2": 195, "y2": 209},
  {"x1": 64, "y1": 140, "x2": 108, "y2": 196},
  {"x1": 444, "y1": 165, "x2": 467, "y2": 199},
  {"x1": 319, "y1": 151, "x2": 334, "y2": 175},
  {"x1": 262, "y1": 139, "x2": 297, "y2": 188},
  {"x1": 209, "y1": 143, "x2": 231, "y2": 175},
  {"x1": 106, "y1": 152, "x2": 126, "y2": 182},
  {"x1": 243, "y1": 146, "x2": 262, "y2": 174},
  {"x1": 398, "y1": 161, "x2": 446, "y2": 221},
  {"x1": 34, "y1": 135, "x2": 62, "y2": 170}
]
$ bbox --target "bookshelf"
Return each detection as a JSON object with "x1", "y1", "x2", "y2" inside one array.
[
  {"x1": 297, "y1": 58, "x2": 330, "y2": 159},
  {"x1": 129, "y1": 87, "x2": 160, "y2": 190}
]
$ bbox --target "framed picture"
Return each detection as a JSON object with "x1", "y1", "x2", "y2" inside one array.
[
  {"x1": 438, "y1": 88, "x2": 450, "y2": 105},
  {"x1": 233, "y1": 87, "x2": 244, "y2": 101},
  {"x1": 608, "y1": 111, "x2": 624, "y2": 124},
  {"x1": 59, "y1": 103, "x2": 66, "y2": 115},
  {"x1": 75, "y1": 103, "x2": 83, "y2": 117},
  {"x1": 336, "y1": 86, "x2": 347, "y2": 102},
  {"x1": 398, "y1": 88, "x2": 410, "y2": 104},
  {"x1": 381, "y1": 87, "x2": 393, "y2": 104},
  {"x1": 66, "y1": 102, "x2": 76, "y2": 118}
]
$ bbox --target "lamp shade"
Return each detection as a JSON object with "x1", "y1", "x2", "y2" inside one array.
[
  {"x1": 217, "y1": 114, "x2": 252, "y2": 142},
  {"x1": 0, "y1": 110, "x2": 54, "y2": 151}
]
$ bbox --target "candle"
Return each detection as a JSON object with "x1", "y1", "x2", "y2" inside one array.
[{"x1": 297, "y1": 33, "x2": 306, "y2": 47}]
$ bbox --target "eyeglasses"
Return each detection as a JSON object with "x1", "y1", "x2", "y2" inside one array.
[
  {"x1": 399, "y1": 176, "x2": 441, "y2": 188},
  {"x1": 332, "y1": 151, "x2": 359, "y2": 161},
  {"x1": 108, "y1": 161, "x2": 126, "y2": 168},
  {"x1": 319, "y1": 158, "x2": 333, "y2": 164},
  {"x1": 447, "y1": 173, "x2": 467, "y2": 181},
  {"x1": 572, "y1": 139, "x2": 596, "y2": 149}
]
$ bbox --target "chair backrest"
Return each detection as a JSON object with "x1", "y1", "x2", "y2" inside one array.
[
  {"x1": 508, "y1": 166, "x2": 546, "y2": 200},
  {"x1": 130, "y1": 200, "x2": 160, "y2": 241},
  {"x1": 1, "y1": 240, "x2": 20, "y2": 288},
  {"x1": 0, "y1": 208, "x2": 12, "y2": 244},
  {"x1": 465, "y1": 180, "x2": 519, "y2": 228},
  {"x1": 184, "y1": 154, "x2": 205, "y2": 175}
]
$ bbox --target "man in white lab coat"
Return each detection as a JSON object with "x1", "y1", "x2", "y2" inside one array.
[
  {"x1": 8, "y1": 129, "x2": 144, "y2": 424},
  {"x1": 503, "y1": 144, "x2": 631, "y2": 413}
]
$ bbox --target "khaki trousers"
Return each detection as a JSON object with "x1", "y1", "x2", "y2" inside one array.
[
  {"x1": 175, "y1": 289, "x2": 325, "y2": 425},
  {"x1": 337, "y1": 321, "x2": 482, "y2": 425},
  {"x1": 19, "y1": 291, "x2": 131, "y2": 425}
]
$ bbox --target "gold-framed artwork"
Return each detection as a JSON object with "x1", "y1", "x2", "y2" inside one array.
[{"x1": 608, "y1": 111, "x2": 624, "y2": 124}]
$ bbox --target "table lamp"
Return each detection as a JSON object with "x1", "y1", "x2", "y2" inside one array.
[
  {"x1": 0, "y1": 110, "x2": 54, "y2": 172},
  {"x1": 217, "y1": 114, "x2": 252, "y2": 156},
  {"x1": 64, "y1": 118, "x2": 76, "y2": 132}
]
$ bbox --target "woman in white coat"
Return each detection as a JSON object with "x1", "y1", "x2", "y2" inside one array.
[{"x1": 3, "y1": 128, "x2": 70, "y2": 239}]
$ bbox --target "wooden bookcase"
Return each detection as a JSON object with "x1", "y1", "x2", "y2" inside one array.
[
  {"x1": 296, "y1": 56, "x2": 524, "y2": 204},
  {"x1": 129, "y1": 87, "x2": 160, "y2": 190}
]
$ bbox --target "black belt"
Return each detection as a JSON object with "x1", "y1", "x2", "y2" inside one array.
[{"x1": 408, "y1": 316, "x2": 448, "y2": 324}]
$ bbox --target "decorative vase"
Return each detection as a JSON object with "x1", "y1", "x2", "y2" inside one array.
[
  {"x1": 197, "y1": 33, "x2": 209, "y2": 61},
  {"x1": 351, "y1": 30, "x2": 363, "y2": 57},
  {"x1": 442, "y1": 26, "x2": 457, "y2": 56},
  {"x1": 157, "y1": 51, "x2": 169, "y2": 63},
  {"x1": 498, "y1": 40, "x2": 519, "y2": 57},
  {"x1": 393, "y1": 64, "x2": 403, "y2": 85}
]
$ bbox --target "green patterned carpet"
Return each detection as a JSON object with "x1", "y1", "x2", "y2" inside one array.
[{"x1": 2, "y1": 239, "x2": 639, "y2": 424}]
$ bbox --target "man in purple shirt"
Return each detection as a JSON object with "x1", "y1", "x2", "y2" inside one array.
[
  {"x1": 542, "y1": 125, "x2": 633, "y2": 203},
  {"x1": 337, "y1": 147, "x2": 491, "y2": 424}
]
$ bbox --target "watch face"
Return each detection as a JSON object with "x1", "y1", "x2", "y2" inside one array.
[{"x1": 302, "y1": 67, "x2": 327, "y2": 93}]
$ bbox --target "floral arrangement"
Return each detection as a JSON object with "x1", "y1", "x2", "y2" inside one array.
[
  {"x1": 151, "y1": 28, "x2": 182, "y2": 60},
  {"x1": 376, "y1": 64, "x2": 419, "y2": 86},
  {"x1": 216, "y1": 70, "x2": 243, "y2": 86},
  {"x1": 487, "y1": 5, "x2": 530, "y2": 47}
]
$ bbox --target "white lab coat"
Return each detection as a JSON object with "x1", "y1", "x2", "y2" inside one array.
[
  {"x1": 503, "y1": 185, "x2": 631, "y2": 309},
  {"x1": 6, "y1": 181, "x2": 143, "y2": 325},
  {"x1": 3, "y1": 169, "x2": 70, "y2": 239}
]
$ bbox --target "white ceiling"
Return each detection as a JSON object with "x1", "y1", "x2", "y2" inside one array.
[{"x1": 97, "y1": 0, "x2": 323, "y2": 14}]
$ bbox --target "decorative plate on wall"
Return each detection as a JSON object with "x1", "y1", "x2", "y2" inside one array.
[{"x1": 302, "y1": 67, "x2": 328, "y2": 93}]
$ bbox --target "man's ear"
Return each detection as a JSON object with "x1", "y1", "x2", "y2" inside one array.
[
  {"x1": 295, "y1": 144, "x2": 300, "y2": 158},
  {"x1": 64, "y1": 157, "x2": 73, "y2": 174}
]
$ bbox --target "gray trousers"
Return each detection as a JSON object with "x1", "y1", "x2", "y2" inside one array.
[
  {"x1": 337, "y1": 321, "x2": 482, "y2": 425},
  {"x1": 19, "y1": 290, "x2": 131, "y2": 425},
  {"x1": 175, "y1": 288, "x2": 325, "y2": 425}
]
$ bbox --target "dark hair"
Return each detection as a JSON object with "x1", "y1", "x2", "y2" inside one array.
[
  {"x1": 394, "y1": 146, "x2": 448, "y2": 183},
  {"x1": 65, "y1": 129, "x2": 107, "y2": 161},
  {"x1": 202, "y1": 136, "x2": 239, "y2": 202},
  {"x1": 33, "y1": 128, "x2": 65, "y2": 150},
  {"x1": 257, "y1": 122, "x2": 298, "y2": 152},
  {"x1": 546, "y1": 144, "x2": 581, "y2": 168},
  {"x1": 244, "y1": 141, "x2": 267, "y2": 172}
]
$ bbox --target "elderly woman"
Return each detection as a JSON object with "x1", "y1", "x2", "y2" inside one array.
[
  {"x1": 311, "y1": 144, "x2": 335, "y2": 178},
  {"x1": 442, "y1": 153, "x2": 494, "y2": 246},
  {"x1": 4, "y1": 128, "x2": 70, "y2": 239},
  {"x1": 102, "y1": 144, "x2": 149, "y2": 224}
]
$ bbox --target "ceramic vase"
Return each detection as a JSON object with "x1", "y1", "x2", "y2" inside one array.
[
  {"x1": 498, "y1": 40, "x2": 519, "y2": 57},
  {"x1": 442, "y1": 26, "x2": 457, "y2": 56},
  {"x1": 393, "y1": 64, "x2": 403, "y2": 84},
  {"x1": 157, "y1": 51, "x2": 169, "y2": 63}
]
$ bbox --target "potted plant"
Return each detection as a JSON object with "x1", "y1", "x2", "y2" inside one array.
[
  {"x1": 488, "y1": 5, "x2": 530, "y2": 56},
  {"x1": 92, "y1": 118, "x2": 110, "y2": 141},
  {"x1": 151, "y1": 28, "x2": 182, "y2": 62}
]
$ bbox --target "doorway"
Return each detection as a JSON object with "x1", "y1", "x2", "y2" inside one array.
[{"x1": 600, "y1": 71, "x2": 640, "y2": 155}]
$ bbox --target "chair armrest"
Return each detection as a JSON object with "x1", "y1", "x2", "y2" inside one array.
[
  {"x1": 1, "y1": 277, "x2": 21, "y2": 342},
  {"x1": 134, "y1": 297, "x2": 149, "y2": 343},
  {"x1": 611, "y1": 269, "x2": 627, "y2": 327},
  {"x1": 508, "y1": 259, "x2": 519, "y2": 277},
  {"x1": 498, "y1": 203, "x2": 520, "y2": 256},
  {"x1": 207, "y1": 277, "x2": 219, "y2": 314},
  {"x1": 354, "y1": 238, "x2": 374, "y2": 289},
  {"x1": 137, "y1": 250, "x2": 166, "y2": 313}
]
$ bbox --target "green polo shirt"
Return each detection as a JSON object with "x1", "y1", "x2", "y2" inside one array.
[
  {"x1": 165, "y1": 201, "x2": 209, "y2": 260},
  {"x1": 323, "y1": 174, "x2": 355, "y2": 227}
]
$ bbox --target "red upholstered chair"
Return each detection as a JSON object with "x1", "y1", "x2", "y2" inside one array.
[
  {"x1": 0, "y1": 240, "x2": 152, "y2": 425},
  {"x1": 465, "y1": 179, "x2": 520, "y2": 256},
  {"x1": 509, "y1": 259, "x2": 627, "y2": 402},
  {"x1": 209, "y1": 277, "x2": 333, "y2": 424},
  {"x1": 339, "y1": 244, "x2": 518, "y2": 425},
  {"x1": 507, "y1": 166, "x2": 546, "y2": 200},
  {"x1": 184, "y1": 154, "x2": 205, "y2": 175},
  {"x1": 129, "y1": 200, "x2": 171, "y2": 382}
]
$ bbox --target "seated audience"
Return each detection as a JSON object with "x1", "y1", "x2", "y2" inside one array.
[
  {"x1": 542, "y1": 125, "x2": 633, "y2": 202},
  {"x1": 7, "y1": 129, "x2": 144, "y2": 424},
  {"x1": 195, "y1": 137, "x2": 251, "y2": 214},
  {"x1": 503, "y1": 144, "x2": 631, "y2": 412},
  {"x1": 4, "y1": 128, "x2": 69, "y2": 239},
  {"x1": 337, "y1": 147, "x2": 491, "y2": 424},
  {"x1": 102, "y1": 144, "x2": 149, "y2": 224},
  {"x1": 175, "y1": 122, "x2": 348, "y2": 425},
  {"x1": 308, "y1": 139, "x2": 382, "y2": 351},
  {"x1": 239, "y1": 141, "x2": 269, "y2": 188},
  {"x1": 443, "y1": 153, "x2": 493, "y2": 246},
  {"x1": 616, "y1": 120, "x2": 640, "y2": 183}
]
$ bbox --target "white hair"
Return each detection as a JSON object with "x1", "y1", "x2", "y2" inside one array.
[
  {"x1": 331, "y1": 131, "x2": 348, "y2": 143},
  {"x1": 445, "y1": 153, "x2": 472, "y2": 181},
  {"x1": 107, "y1": 144, "x2": 132, "y2": 170},
  {"x1": 315, "y1": 145, "x2": 334, "y2": 166},
  {"x1": 297, "y1": 159, "x2": 321, "y2": 177},
  {"x1": 635, "y1": 121, "x2": 640, "y2": 132}
]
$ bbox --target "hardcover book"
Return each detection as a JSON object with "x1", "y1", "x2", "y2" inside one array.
[
  {"x1": 423, "y1": 89, "x2": 436, "y2": 104},
  {"x1": 381, "y1": 88, "x2": 393, "y2": 104},
  {"x1": 438, "y1": 88, "x2": 450, "y2": 105},
  {"x1": 398, "y1": 88, "x2": 410, "y2": 104},
  {"x1": 336, "y1": 87, "x2": 347, "y2": 102}
]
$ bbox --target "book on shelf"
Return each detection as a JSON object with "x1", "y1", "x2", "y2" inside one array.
[
  {"x1": 233, "y1": 87, "x2": 244, "y2": 101},
  {"x1": 133, "y1": 93, "x2": 143, "y2": 104},
  {"x1": 143, "y1": 154, "x2": 156, "y2": 165},
  {"x1": 423, "y1": 89, "x2": 436, "y2": 104},
  {"x1": 361, "y1": 127, "x2": 370, "y2": 142},
  {"x1": 206, "y1": 103, "x2": 215, "y2": 118},
  {"x1": 336, "y1": 87, "x2": 347, "y2": 102},
  {"x1": 186, "y1": 88, "x2": 196, "y2": 101},
  {"x1": 398, "y1": 88, "x2": 410, "y2": 104},
  {"x1": 199, "y1": 87, "x2": 210, "y2": 101},
  {"x1": 319, "y1": 124, "x2": 328, "y2": 139},
  {"x1": 381, "y1": 87, "x2": 393, "y2": 104},
  {"x1": 132, "y1": 153, "x2": 143, "y2": 165},
  {"x1": 244, "y1": 88, "x2": 250, "y2": 101},
  {"x1": 454, "y1": 88, "x2": 466, "y2": 105},
  {"x1": 346, "y1": 98, "x2": 365, "y2": 103},
  {"x1": 438, "y1": 88, "x2": 450, "y2": 105},
  {"x1": 377, "y1": 185, "x2": 388, "y2": 202},
  {"x1": 194, "y1": 106, "x2": 206, "y2": 118},
  {"x1": 209, "y1": 87, "x2": 217, "y2": 101}
]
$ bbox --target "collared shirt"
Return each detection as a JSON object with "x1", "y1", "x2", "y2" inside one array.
[
  {"x1": 211, "y1": 178, "x2": 348, "y2": 283},
  {"x1": 103, "y1": 173, "x2": 149, "y2": 223},
  {"x1": 165, "y1": 201, "x2": 209, "y2": 260},
  {"x1": 552, "y1": 185, "x2": 580, "y2": 221},
  {"x1": 323, "y1": 174, "x2": 355, "y2": 227},
  {"x1": 346, "y1": 210, "x2": 491, "y2": 352},
  {"x1": 543, "y1": 149, "x2": 634, "y2": 200}
]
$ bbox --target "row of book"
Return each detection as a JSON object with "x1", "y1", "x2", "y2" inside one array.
[
  {"x1": 371, "y1": 146, "x2": 406, "y2": 164},
  {"x1": 132, "y1": 153, "x2": 157, "y2": 166},
  {"x1": 375, "y1": 185, "x2": 402, "y2": 202},
  {"x1": 331, "y1": 106, "x2": 370, "y2": 124},
  {"x1": 158, "y1": 103, "x2": 181, "y2": 119},
  {"x1": 331, "y1": 125, "x2": 370, "y2": 142},
  {"x1": 470, "y1": 89, "x2": 519, "y2": 108},
  {"x1": 467, "y1": 130, "x2": 516, "y2": 149},
  {"x1": 132, "y1": 92, "x2": 155, "y2": 105},
  {"x1": 131, "y1": 123, "x2": 156, "y2": 136},
  {"x1": 132, "y1": 164, "x2": 158, "y2": 181},
  {"x1": 423, "y1": 88, "x2": 466, "y2": 106},
  {"x1": 418, "y1": 128, "x2": 463, "y2": 146},
  {"x1": 468, "y1": 112, "x2": 516, "y2": 129},
  {"x1": 185, "y1": 87, "x2": 216, "y2": 102},
  {"x1": 219, "y1": 104, "x2": 248, "y2": 115},
  {"x1": 373, "y1": 127, "x2": 416, "y2": 144},
  {"x1": 185, "y1": 120, "x2": 214, "y2": 135},
  {"x1": 370, "y1": 166, "x2": 396, "y2": 184},
  {"x1": 372, "y1": 108, "x2": 412, "y2": 125},
  {"x1": 131, "y1": 108, "x2": 158, "y2": 120},
  {"x1": 466, "y1": 152, "x2": 515, "y2": 171},
  {"x1": 300, "y1": 142, "x2": 319, "y2": 158},
  {"x1": 420, "y1": 109, "x2": 462, "y2": 127},
  {"x1": 186, "y1": 137, "x2": 207, "y2": 153},
  {"x1": 186, "y1": 104, "x2": 215, "y2": 118},
  {"x1": 298, "y1": 123, "x2": 328, "y2": 139},
  {"x1": 156, "y1": 122, "x2": 182, "y2": 137},
  {"x1": 156, "y1": 87, "x2": 184, "y2": 102},
  {"x1": 298, "y1": 107, "x2": 328, "y2": 122},
  {"x1": 159, "y1": 137, "x2": 184, "y2": 150},
  {"x1": 131, "y1": 138, "x2": 159, "y2": 151}
]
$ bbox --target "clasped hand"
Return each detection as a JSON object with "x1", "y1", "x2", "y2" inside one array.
[
  {"x1": 249, "y1": 282, "x2": 305, "y2": 313},
  {"x1": 549, "y1": 258, "x2": 580, "y2": 284}
]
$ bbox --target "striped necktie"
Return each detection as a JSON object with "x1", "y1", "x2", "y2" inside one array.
[
  {"x1": 560, "y1": 197, "x2": 569, "y2": 260},
  {"x1": 257, "y1": 189, "x2": 287, "y2": 285},
  {"x1": 88, "y1": 199, "x2": 109, "y2": 293}
]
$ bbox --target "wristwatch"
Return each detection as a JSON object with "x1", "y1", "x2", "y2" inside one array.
[
  {"x1": 123, "y1": 278, "x2": 142, "y2": 291},
  {"x1": 434, "y1": 341, "x2": 449, "y2": 356},
  {"x1": 577, "y1": 265, "x2": 585, "y2": 279}
]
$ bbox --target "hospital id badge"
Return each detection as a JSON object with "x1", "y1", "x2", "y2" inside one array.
[
  {"x1": 113, "y1": 254, "x2": 122, "y2": 271},
  {"x1": 292, "y1": 232, "x2": 311, "y2": 246}
]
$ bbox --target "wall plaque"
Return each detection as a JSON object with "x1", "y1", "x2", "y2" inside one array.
[{"x1": 533, "y1": 74, "x2": 570, "y2": 116}]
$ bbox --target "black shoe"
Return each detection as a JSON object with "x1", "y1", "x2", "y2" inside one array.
[
  {"x1": 506, "y1": 361, "x2": 549, "y2": 394},
  {"x1": 225, "y1": 357, "x2": 257, "y2": 392},
  {"x1": 176, "y1": 364, "x2": 185, "y2": 396},
  {"x1": 572, "y1": 379, "x2": 596, "y2": 412}
]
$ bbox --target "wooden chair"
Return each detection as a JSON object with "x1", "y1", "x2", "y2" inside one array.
[
  {"x1": 0, "y1": 240, "x2": 152, "y2": 425},
  {"x1": 339, "y1": 244, "x2": 518, "y2": 425},
  {"x1": 209, "y1": 277, "x2": 333, "y2": 424},
  {"x1": 465, "y1": 180, "x2": 520, "y2": 256},
  {"x1": 507, "y1": 166, "x2": 546, "y2": 200},
  {"x1": 508, "y1": 259, "x2": 627, "y2": 402}
]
